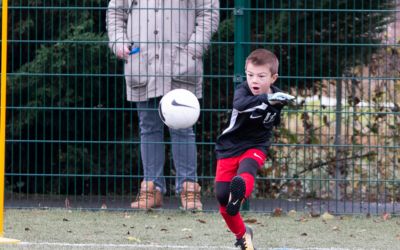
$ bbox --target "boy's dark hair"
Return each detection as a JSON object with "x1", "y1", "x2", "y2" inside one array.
[{"x1": 245, "y1": 49, "x2": 279, "y2": 75}]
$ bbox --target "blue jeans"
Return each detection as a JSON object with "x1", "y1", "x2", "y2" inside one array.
[{"x1": 136, "y1": 98, "x2": 197, "y2": 194}]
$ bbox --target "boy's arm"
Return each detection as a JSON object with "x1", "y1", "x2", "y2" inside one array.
[
  {"x1": 232, "y1": 85, "x2": 293, "y2": 112},
  {"x1": 232, "y1": 86, "x2": 269, "y2": 111}
]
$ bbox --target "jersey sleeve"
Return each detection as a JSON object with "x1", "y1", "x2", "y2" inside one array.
[{"x1": 232, "y1": 84, "x2": 269, "y2": 111}]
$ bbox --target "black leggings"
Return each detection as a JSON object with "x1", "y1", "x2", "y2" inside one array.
[{"x1": 215, "y1": 158, "x2": 258, "y2": 206}]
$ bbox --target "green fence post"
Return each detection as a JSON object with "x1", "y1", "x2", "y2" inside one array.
[
  {"x1": 234, "y1": 0, "x2": 251, "y2": 211},
  {"x1": 234, "y1": 0, "x2": 251, "y2": 81}
]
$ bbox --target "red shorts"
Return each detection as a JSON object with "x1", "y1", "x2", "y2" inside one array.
[{"x1": 215, "y1": 149, "x2": 266, "y2": 182}]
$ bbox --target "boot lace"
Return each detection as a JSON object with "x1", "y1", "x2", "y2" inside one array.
[
  {"x1": 182, "y1": 190, "x2": 200, "y2": 203},
  {"x1": 136, "y1": 190, "x2": 155, "y2": 203}
]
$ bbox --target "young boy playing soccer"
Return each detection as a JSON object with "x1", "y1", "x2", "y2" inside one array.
[{"x1": 215, "y1": 49, "x2": 292, "y2": 250}]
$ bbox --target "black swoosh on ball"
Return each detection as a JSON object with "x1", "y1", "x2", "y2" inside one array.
[{"x1": 171, "y1": 99, "x2": 196, "y2": 109}]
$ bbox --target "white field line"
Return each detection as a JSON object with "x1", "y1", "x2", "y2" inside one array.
[{"x1": 18, "y1": 242, "x2": 354, "y2": 250}]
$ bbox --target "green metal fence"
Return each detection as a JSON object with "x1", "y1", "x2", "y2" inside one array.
[{"x1": 4, "y1": 0, "x2": 400, "y2": 214}]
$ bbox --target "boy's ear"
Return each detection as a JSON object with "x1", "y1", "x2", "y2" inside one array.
[{"x1": 272, "y1": 73, "x2": 279, "y2": 83}]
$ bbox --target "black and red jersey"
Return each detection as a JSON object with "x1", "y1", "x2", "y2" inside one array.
[{"x1": 215, "y1": 82, "x2": 284, "y2": 159}]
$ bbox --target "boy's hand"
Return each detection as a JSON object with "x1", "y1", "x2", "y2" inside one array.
[{"x1": 268, "y1": 92, "x2": 295, "y2": 106}]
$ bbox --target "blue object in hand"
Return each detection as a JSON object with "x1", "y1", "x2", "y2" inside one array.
[{"x1": 129, "y1": 46, "x2": 140, "y2": 55}]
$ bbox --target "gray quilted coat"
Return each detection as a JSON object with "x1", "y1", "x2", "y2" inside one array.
[{"x1": 106, "y1": 0, "x2": 219, "y2": 102}]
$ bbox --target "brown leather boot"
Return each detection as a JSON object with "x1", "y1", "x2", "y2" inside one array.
[
  {"x1": 180, "y1": 181, "x2": 203, "y2": 211},
  {"x1": 131, "y1": 181, "x2": 163, "y2": 209}
]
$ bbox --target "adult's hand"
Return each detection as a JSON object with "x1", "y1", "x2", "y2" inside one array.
[{"x1": 115, "y1": 43, "x2": 130, "y2": 60}]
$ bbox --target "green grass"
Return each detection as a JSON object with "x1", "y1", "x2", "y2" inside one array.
[{"x1": 2, "y1": 209, "x2": 400, "y2": 249}]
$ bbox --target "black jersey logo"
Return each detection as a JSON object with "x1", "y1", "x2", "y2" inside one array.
[
  {"x1": 263, "y1": 112, "x2": 277, "y2": 127},
  {"x1": 249, "y1": 114, "x2": 262, "y2": 119}
]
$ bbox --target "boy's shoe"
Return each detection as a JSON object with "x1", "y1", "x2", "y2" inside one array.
[
  {"x1": 235, "y1": 225, "x2": 255, "y2": 250},
  {"x1": 180, "y1": 181, "x2": 203, "y2": 211},
  {"x1": 131, "y1": 181, "x2": 163, "y2": 209},
  {"x1": 226, "y1": 176, "x2": 246, "y2": 216}
]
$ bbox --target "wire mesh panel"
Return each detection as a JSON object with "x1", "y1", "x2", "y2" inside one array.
[
  {"x1": 241, "y1": 0, "x2": 400, "y2": 214},
  {"x1": 6, "y1": 0, "x2": 130, "y2": 208},
  {"x1": 4, "y1": 0, "x2": 400, "y2": 214},
  {"x1": 5, "y1": 0, "x2": 225, "y2": 210}
]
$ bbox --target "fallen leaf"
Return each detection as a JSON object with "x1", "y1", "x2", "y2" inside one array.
[
  {"x1": 161, "y1": 228, "x2": 168, "y2": 232},
  {"x1": 197, "y1": 219, "x2": 206, "y2": 224},
  {"x1": 301, "y1": 232, "x2": 307, "y2": 236},
  {"x1": 332, "y1": 226, "x2": 340, "y2": 231},
  {"x1": 287, "y1": 210, "x2": 297, "y2": 217},
  {"x1": 126, "y1": 236, "x2": 141, "y2": 243},
  {"x1": 310, "y1": 212, "x2": 320, "y2": 218},
  {"x1": 63, "y1": 218, "x2": 69, "y2": 222},
  {"x1": 295, "y1": 217, "x2": 308, "y2": 222},
  {"x1": 321, "y1": 212, "x2": 335, "y2": 220},
  {"x1": 273, "y1": 208, "x2": 283, "y2": 217},
  {"x1": 243, "y1": 218, "x2": 257, "y2": 224},
  {"x1": 382, "y1": 212, "x2": 391, "y2": 221}
]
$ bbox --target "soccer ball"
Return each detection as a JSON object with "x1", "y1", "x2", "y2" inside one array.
[{"x1": 158, "y1": 89, "x2": 200, "y2": 129}]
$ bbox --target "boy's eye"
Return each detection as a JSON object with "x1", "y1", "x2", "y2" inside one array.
[{"x1": 245, "y1": 71, "x2": 270, "y2": 81}]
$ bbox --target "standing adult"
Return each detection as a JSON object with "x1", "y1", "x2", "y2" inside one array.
[{"x1": 106, "y1": 0, "x2": 219, "y2": 210}]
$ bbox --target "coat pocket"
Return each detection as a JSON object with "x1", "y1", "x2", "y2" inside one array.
[
  {"x1": 172, "y1": 46, "x2": 202, "y2": 85},
  {"x1": 124, "y1": 51, "x2": 148, "y2": 88}
]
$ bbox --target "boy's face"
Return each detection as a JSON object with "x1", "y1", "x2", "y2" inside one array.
[{"x1": 245, "y1": 62, "x2": 278, "y2": 96}]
